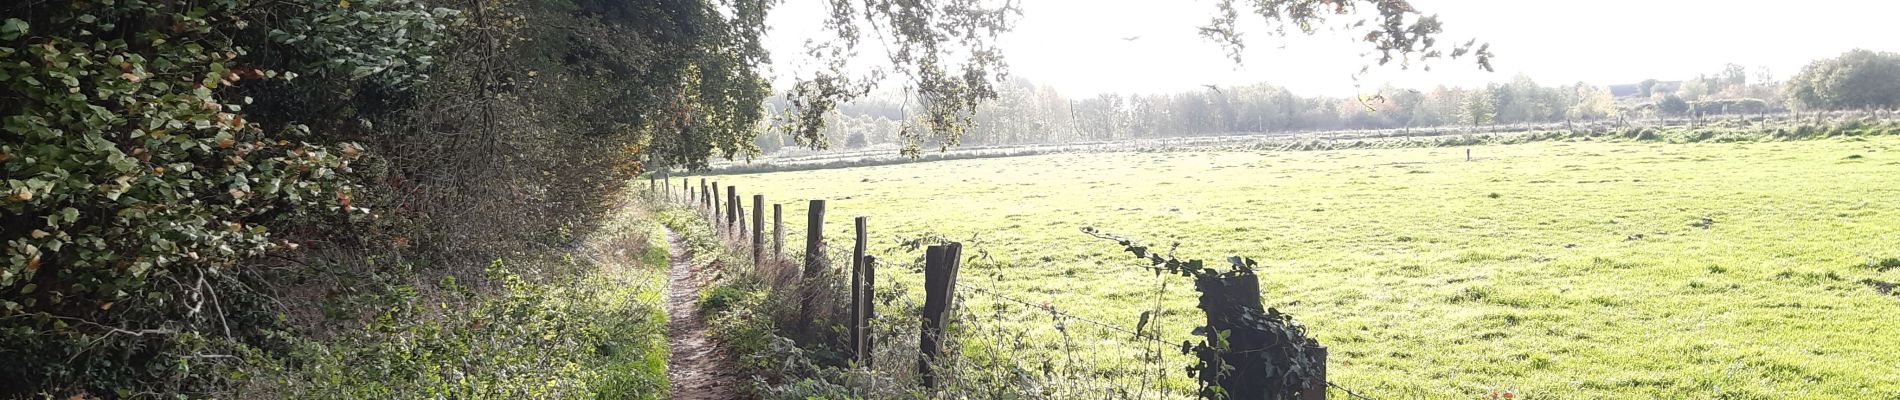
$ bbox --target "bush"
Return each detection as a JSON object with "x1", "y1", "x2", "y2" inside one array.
[{"x1": 0, "y1": 0, "x2": 445, "y2": 393}]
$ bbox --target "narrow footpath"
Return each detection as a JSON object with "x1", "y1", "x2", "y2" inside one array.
[{"x1": 663, "y1": 229, "x2": 744, "y2": 399}]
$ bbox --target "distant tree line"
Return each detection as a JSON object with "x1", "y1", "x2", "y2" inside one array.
[{"x1": 760, "y1": 49, "x2": 1898, "y2": 151}]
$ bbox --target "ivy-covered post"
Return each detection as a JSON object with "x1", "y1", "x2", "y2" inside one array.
[
  {"x1": 1196, "y1": 273, "x2": 1268, "y2": 399},
  {"x1": 1197, "y1": 271, "x2": 1323, "y2": 400},
  {"x1": 1302, "y1": 345, "x2": 1329, "y2": 400},
  {"x1": 918, "y1": 242, "x2": 962, "y2": 389},
  {"x1": 1086, "y1": 228, "x2": 1324, "y2": 400}
]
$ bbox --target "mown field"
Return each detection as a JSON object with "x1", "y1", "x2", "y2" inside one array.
[{"x1": 701, "y1": 135, "x2": 1900, "y2": 398}]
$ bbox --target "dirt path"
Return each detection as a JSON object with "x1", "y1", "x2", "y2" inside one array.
[{"x1": 663, "y1": 229, "x2": 745, "y2": 399}]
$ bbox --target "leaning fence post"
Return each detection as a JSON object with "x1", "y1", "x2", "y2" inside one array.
[
  {"x1": 752, "y1": 194, "x2": 765, "y2": 266},
  {"x1": 918, "y1": 242, "x2": 962, "y2": 390},
  {"x1": 803, "y1": 200, "x2": 827, "y2": 277},
  {"x1": 773, "y1": 204, "x2": 784, "y2": 260},
  {"x1": 850, "y1": 216, "x2": 869, "y2": 365}
]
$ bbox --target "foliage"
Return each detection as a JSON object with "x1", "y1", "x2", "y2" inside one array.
[
  {"x1": 2, "y1": 0, "x2": 758, "y2": 394},
  {"x1": 1656, "y1": 93, "x2": 1690, "y2": 115},
  {"x1": 0, "y1": 0, "x2": 435, "y2": 393},
  {"x1": 1784, "y1": 49, "x2": 1900, "y2": 111},
  {"x1": 1082, "y1": 228, "x2": 1320, "y2": 399},
  {"x1": 1688, "y1": 98, "x2": 1769, "y2": 115},
  {"x1": 254, "y1": 259, "x2": 669, "y2": 399}
]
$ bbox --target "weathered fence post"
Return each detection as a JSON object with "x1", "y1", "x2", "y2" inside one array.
[
  {"x1": 773, "y1": 204, "x2": 783, "y2": 260},
  {"x1": 711, "y1": 182, "x2": 721, "y2": 232},
  {"x1": 752, "y1": 194, "x2": 765, "y2": 266},
  {"x1": 850, "y1": 216, "x2": 869, "y2": 364},
  {"x1": 726, "y1": 185, "x2": 738, "y2": 237},
  {"x1": 1197, "y1": 272, "x2": 1328, "y2": 400},
  {"x1": 1198, "y1": 273, "x2": 1266, "y2": 400},
  {"x1": 858, "y1": 254, "x2": 876, "y2": 367},
  {"x1": 1301, "y1": 345, "x2": 1329, "y2": 400},
  {"x1": 803, "y1": 200, "x2": 827, "y2": 277},
  {"x1": 918, "y1": 242, "x2": 962, "y2": 389}
]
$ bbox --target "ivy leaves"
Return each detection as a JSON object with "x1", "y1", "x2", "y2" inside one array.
[
  {"x1": 1083, "y1": 227, "x2": 1317, "y2": 399},
  {"x1": 1, "y1": 18, "x2": 25, "y2": 41}
]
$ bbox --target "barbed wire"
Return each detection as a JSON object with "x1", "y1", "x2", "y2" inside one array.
[
  {"x1": 1330, "y1": 381, "x2": 1377, "y2": 400},
  {"x1": 958, "y1": 285, "x2": 1171, "y2": 345}
]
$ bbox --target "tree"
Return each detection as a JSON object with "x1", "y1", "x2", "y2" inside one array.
[
  {"x1": 1657, "y1": 94, "x2": 1691, "y2": 115},
  {"x1": 1460, "y1": 86, "x2": 1498, "y2": 127},
  {"x1": 1785, "y1": 49, "x2": 1900, "y2": 110}
]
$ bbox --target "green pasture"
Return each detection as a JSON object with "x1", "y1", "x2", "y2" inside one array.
[{"x1": 699, "y1": 136, "x2": 1900, "y2": 399}]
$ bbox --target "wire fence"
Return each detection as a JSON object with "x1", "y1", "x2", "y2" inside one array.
[{"x1": 647, "y1": 177, "x2": 1404, "y2": 399}]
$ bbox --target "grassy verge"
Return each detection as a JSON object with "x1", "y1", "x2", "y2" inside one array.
[{"x1": 231, "y1": 192, "x2": 674, "y2": 399}]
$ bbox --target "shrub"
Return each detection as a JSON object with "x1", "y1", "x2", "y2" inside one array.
[{"x1": 0, "y1": 0, "x2": 448, "y2": 393}]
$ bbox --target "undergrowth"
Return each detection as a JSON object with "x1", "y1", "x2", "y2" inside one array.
[{"x1": 235, "y1": 193, "x2": 673, "y2": 399}]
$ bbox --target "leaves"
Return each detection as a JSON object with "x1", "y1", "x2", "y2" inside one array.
[
  {"x1": 1084, "y1": 228, "x2": 1318, "y2": 398},
  {"x1": 0, "y1": 19, "x2": 25, "y2": 42}
]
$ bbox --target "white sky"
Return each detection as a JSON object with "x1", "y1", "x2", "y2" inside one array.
[{"x1": 763, "y1": 0, "x2": 1900, "y2": 97}]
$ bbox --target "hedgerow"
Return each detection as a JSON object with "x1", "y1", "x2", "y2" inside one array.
[{"x1": 2, "y1": 0, "x2": 758, "y2": 396}]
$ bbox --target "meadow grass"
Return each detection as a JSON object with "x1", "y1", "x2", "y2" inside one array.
[{"x1": 699, "y1": 136, "x2": 1900, "y2": 399}]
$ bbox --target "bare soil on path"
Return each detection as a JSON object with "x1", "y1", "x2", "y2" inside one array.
[{"x1": 663, "y1": 229, "x2": 746, "y2": 399}]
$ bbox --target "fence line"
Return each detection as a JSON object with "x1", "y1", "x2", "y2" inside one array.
[{"x1": 647, "y1": 175, "x2": 1346, "y2": 399}]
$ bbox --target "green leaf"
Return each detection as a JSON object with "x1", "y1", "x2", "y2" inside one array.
[{"x1": 0, "y1": 18, "x2": 26, "y2": 41}]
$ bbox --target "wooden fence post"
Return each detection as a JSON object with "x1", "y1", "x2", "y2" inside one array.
[
  {"x1": 752, "y1": 194, "x2": 765, "y2": 266},
  {"x1": 804, "y1": 200, "x2": 827, "y2": 277},
  {"x1": 918, "y1": 242, "x2": 962, "y2": 389},
  {"x1": 1198, "y1": 272, "x2": 1329, "y2": 400},
  {"x1": 711, "y1": 182, "x2": 721, "y2": 232},
  {"x1": 850, "y1": 216, "x2": 868, "y2": 364},
  {"x1": 726, "y1": 185, "x2": 738, "y2": 237},
  {"x1": 773, "y1": 204, "x2": 783, "y2": 260},
  {"x1": 858, "y1": 254, "x2": 876, "y2": 367},
  {"x1": 1301, "y1": 345, "x2": 1329, "y2": 400}
]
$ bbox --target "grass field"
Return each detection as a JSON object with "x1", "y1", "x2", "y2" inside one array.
[{"x1": 700, "y1": 136, "x2": 1900, "y2": 399}]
